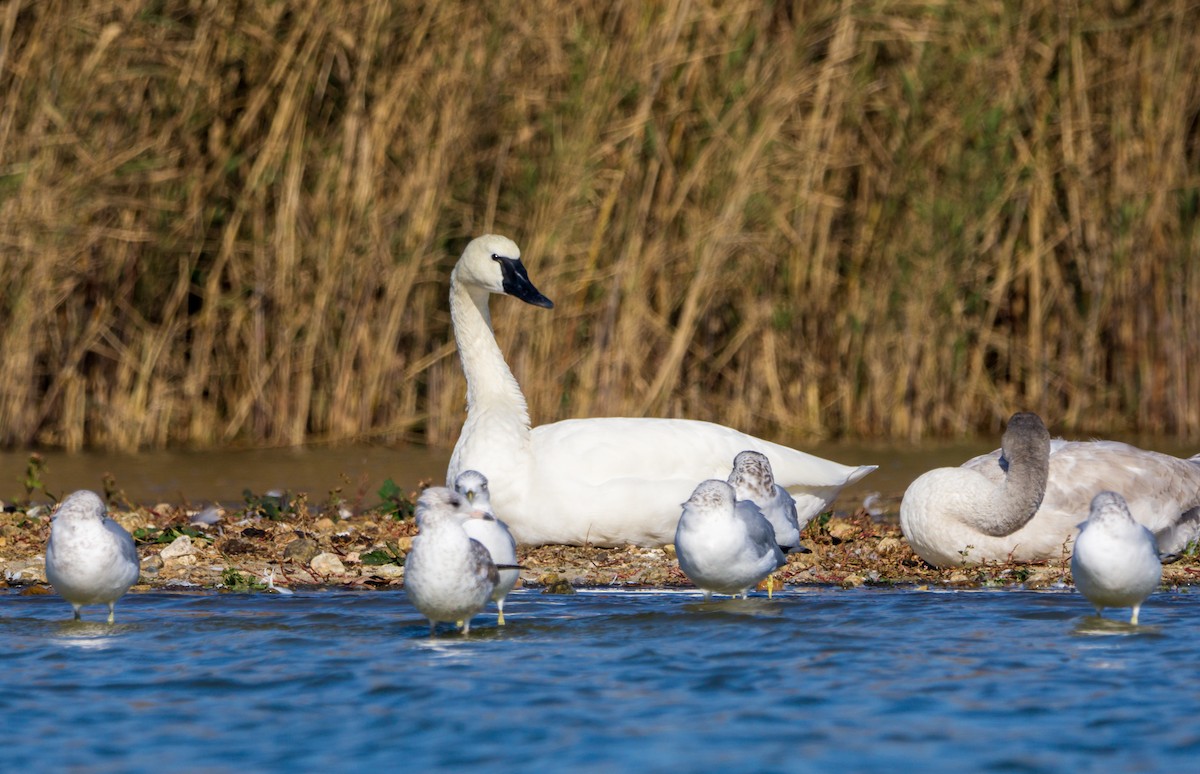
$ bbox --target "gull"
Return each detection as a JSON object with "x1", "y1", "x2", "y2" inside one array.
[
  {"x1": 728, "y1": 450, "x2": 810, "y2": 552},
  {"x1": 443, "y1": 234, "x2": 877, "y2": 547},
  {"x1": 901, "y1": 411, "x2": 1200, "y2": 566},
  {"x1": 674, "y1": 479, "x2": 786, "y2": 599},
  {"x1": 454, "y1": 470, "x2": 519, "y2": 625},
  {"x1": 404, "y1": 487, "x2": 498, "y2": 635},
  {"x1": 44, "y1": 490, "x2": 140, "y2": 624},
  {"x1": 728, "y1": 450, "x2": 811, "y2": 595},
  {"x1": 1071, "y1": 491, "x2": 1162, "y2": 625}
]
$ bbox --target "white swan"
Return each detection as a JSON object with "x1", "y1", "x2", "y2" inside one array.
[
  {"x1": 900, "y1": 412, "x2": 1200, "y2": 567},
  {"x1": 453, "y1": 470, "x2": 519, "y2": 625},
  {"x1": 445, "y1": 234, "x2": 877, "y2": 547},
  {"x1": 674, "y1": 479, "x2": 786, "y2": 599},
  {"x1": 1070, "y1": 491, "x2": 1161, "y2": 625},
  {"x1": 404, "y1": 487, "x2": 498, "y2": 635},
  {"x1": 44, "y1": 490, "x2": 140, "y2": 624}
]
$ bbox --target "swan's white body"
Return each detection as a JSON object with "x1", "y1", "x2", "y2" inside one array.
[
  {"x1": 674, "y1": 480, "x2": 786, "y2": 598},
  {"x1": 44, "y1": 490, "x2": 140, "y2": 623},
  {"x1": 445, "y1": 234, "x2": 877, "y2": 547},
  {"x1": 1070, "y1": 491, "x2": 1161, "y2": 625},
  {"x1": 901, "y1": 413, "x2": 1200, "y2": 567},
  {"x1": 454, "y1": 470, "x2": 519, "y2": 624},
  {"x1": 404, "y1": 487, "x2": 498, "y2": 635}
]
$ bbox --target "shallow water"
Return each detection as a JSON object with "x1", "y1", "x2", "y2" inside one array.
[
  {"x1": 4, "y1": 435, "x2": 1196, "y2": 519},
  {"x1": 3, "y1": 587, "x2": 1197, "y2": 772}
]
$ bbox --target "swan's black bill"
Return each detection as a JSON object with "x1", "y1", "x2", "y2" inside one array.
[{"x1": 497, "y1": 257, "x2": 554, "y2": 309}]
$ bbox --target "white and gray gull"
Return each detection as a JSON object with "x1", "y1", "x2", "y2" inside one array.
[
  {"x1": 404, "y1": 486, "x2": 498, "y2": 635},
  {"x1": 728, "y1": 450, "x2": 809, "y2": 553},
  {"x1": 1071, "y1": 491, "x2": 1162, "y2": 625},
  {"x1": 454, "y1": 470, "x2": 519, "y2": 625},
  {"x1": 44, "y1": 490, "x2": 140, "y2": 624},
  {"x1": 674, "y1": 479, "x2": 787, "y2": 600}
]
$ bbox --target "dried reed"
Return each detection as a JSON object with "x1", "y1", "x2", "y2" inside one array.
[{"x1": 1, "y1": 0, "x2": 1197, "y2": 451}]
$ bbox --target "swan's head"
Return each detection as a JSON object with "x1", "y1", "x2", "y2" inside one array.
[
  {"x1": 453, "y1": 469, "x2": 496, "y2": 519},
  {"x1": 727, "y1": 450, "x2": 775, "y2": 500},
  {"x1": 1000, "y1": 412, "x2": 1051, "y2": 467},
  {"x1": 52, "y1": 490, "x2": 107, "y2": 523},
  {"x1": 453, "y1": 234, "x2": 554, "y2": 309}
]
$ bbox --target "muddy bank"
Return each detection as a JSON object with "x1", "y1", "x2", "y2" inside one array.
[{"x1": 3, "y1": 495, "x2": 1198, "y2": 594}]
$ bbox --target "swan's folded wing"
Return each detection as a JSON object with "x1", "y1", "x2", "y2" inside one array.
[
  {"x1": 532, "y1": 416, "x2": 873, "y2": 489},
  {"x1": 1035, "y1": 441, "x2": 1200, "y2": 551}
]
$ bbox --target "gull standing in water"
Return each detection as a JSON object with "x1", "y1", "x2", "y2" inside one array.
[
  {"x1": 44, "y1": 490, "x2": 140, "y2": 624},
  {"x1": 404, "y1": 487, "x2": 498, "y2": 635},
  {"x1": 1071, "y1": 491, "x2": 1162, "y2": 625},
  {"x1": 454, "y1": 470, "x2": 519, "y2": 625},
  {"x1": 674, "y1": 480, "x2": 787, "y2": 600}
]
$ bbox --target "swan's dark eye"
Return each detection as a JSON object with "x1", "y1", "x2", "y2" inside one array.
[{"x1": 491, "y1": 254, "x2": 501, "y2": 261}]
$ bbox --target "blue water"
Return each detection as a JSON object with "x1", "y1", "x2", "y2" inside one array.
[{"x1": 2, "y1": 587, "x2": 1197, "y2": 772}]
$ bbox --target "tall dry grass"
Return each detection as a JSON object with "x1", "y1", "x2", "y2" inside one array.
[{"x1": 1, "y1": 0, "x2": 1198, "y2": 451}]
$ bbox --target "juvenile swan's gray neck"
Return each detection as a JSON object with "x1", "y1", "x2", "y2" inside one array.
[
  {"x1": 449, "y1": 268, "x2": 531, "y2": 428},
  {"x1": 980, "y1": 412, "x2": 1051, "y2": 537}
]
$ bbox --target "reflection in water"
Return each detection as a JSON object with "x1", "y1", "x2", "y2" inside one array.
[
  {"x1": 1072, "y1": 616, "x2": 1162, "y2": 638},
  {"x1": 50, "y1": 620, "x2": 126, "y2": 651}
]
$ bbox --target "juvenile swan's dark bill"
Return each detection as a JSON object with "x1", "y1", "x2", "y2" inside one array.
[{"x1": 497, "y1": 257, "x2": 554, "y2": 308}]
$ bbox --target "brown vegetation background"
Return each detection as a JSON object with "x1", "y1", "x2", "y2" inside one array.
[{"x1": 1, "y1": 0, "x2": 1198, "y2": 452}]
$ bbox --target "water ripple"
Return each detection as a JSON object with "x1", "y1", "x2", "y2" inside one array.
[{"x1": 2, "y1": 587, "x2": 1198, "y2": 771}]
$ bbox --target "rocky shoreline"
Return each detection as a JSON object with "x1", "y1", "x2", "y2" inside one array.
[{"x1": 3, "y1": 493, "x2": 1199, "y2": 595}]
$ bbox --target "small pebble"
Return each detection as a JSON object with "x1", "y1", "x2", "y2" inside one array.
[
  {"x1": 370, "y1": 564, "x2": 405, "y2": 580},
  {"x1": 160, "y1": 535, "x2": 196, "y2": 561},
  {"x1": 310, "y1": 552, "x2": 346, "y2": 576}
]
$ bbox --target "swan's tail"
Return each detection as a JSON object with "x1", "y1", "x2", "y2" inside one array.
[
  {"x1": 1154, "y1": 506, "x2": 1200, "y2": 556},
  {"x1": 844, "y1": 464, "x2": 879, "y2": 485}
]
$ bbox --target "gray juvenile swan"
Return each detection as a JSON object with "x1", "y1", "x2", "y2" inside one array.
[
  {"x1": 1071, "y1": 491, "x2": 1162, "y2": 625},
  {"x1": 900, "y1": 412, "x2": 1200, "y2": 567},
  {"x1": 445, "y1": 234, "x2": 877, "y2": 548}
]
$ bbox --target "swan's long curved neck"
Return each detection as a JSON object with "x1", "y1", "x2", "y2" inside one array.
[
  {"x1": 979, "y1": 458, "x2": 1048, "y2": 537},
  {"x1": 449, "y1": 271, "x2": 531, "y2": 429}
]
